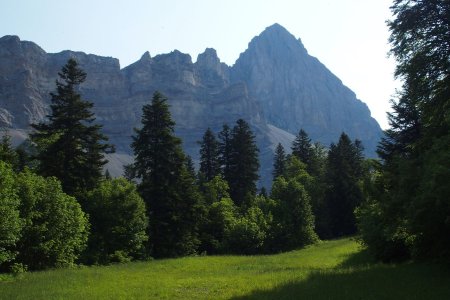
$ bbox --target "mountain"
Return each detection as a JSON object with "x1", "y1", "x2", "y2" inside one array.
[
  {"x1": 0, "y1": 24, "x2": 382, "y2": 187},
  {"x1": 231, "y1": 24, "x2": 382, "y2": 152}
]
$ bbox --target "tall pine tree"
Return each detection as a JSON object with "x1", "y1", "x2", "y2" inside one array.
[
  {"x1": 131, "y1": 91, "x2": 203, "y2": 258},
  {"x1": 272, "y1": 143, "x2": 286, "y2": 180},
  {"x1": 227, "y1": 119, "x2": 260, "y2": 207},
  {"x1": 323, "y1": 132, "x2": 364, "y2": 238},
  {"x1": 31, "y1": 58, "x2": 112, "y2": 196},
  {"x1": 291, "y1": 129, "x2": 312, "y2": 166},
  {"x1": 218, "y1": 124, "x2": 232, "y2": 182},
  {"x1": 198, "y1": 128, "x2": 220, "y2": 182}
]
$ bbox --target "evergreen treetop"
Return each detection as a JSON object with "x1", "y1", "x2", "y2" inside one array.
[
  {"x1": 31, "y1": 58, "x2": 113, "y2": 196},
  {"x1": 199, "y1": 127, "x2": 220, "y2": 182}
]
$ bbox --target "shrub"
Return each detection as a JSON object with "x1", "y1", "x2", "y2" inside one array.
[
  {"x1": 83, "y1": 178, "x2": 148, "y2": 264},
  {"x1": 0, "y1": 162, "x2": 22, "y2": 269},
  {"x1": 15, "y1": 170, "x2": 89, "y2": 270}
]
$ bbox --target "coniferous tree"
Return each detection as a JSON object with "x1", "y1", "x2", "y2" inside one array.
[
  {"x1": 185, "y1": 155, "x2": 196, "y2": 179},
  {"x1": 131, "y1": 91, "x2": 202, "y2": 258},
  {"x1": 324, "y1": 133, "x2": 365, "y2": 238},
  {"x1": 292, "y1": 129, "x2": 313, "y2": 167},
  {"x1": 227, "y1": 119, "x2": 260, "y2": 207},
  {"x1": 272, "y1": 143, "x2": 286, "y2": 180},
  {"x1": 218, "y1": 124, "x2": 232, "y2": 182},
  {"x1": 31, "y1": 58, "x2": 113, "y2": 196},
  {"x1": 198, "y1": 128, "x2": 220, "y2": 182}
]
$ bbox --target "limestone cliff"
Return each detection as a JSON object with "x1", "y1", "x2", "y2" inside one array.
[{"x1": 0, "y1": 25, "x2": 383, "y2": 187}]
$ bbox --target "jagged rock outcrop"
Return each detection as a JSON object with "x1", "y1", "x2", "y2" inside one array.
[{"x1": 0, "y1": 25, "x2": 383, "y2": 187}]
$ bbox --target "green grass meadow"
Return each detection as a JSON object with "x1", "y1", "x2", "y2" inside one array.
[{"x1": 1, "y1": 238, "x2": 449, "y2": 299}]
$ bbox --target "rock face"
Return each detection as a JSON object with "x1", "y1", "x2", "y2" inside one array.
[
  {"x1": 231, "y1": 24, "x2": 382, "y2": 153},
  {"x1": 0, "y1": 24, "x2": 382, "y2": 187}
]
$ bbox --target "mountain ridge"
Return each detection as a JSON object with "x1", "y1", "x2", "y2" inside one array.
[{"x1": 0, "y1": 24, "x2": 382, "y2": 186}]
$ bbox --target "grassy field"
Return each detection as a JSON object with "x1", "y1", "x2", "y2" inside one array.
[{"x1": 1, "y1": 238, "x2": 449, "y2": 299}]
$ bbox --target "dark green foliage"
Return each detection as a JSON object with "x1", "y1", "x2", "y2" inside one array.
[
  {"x1": 198, "y1": 128, "x2": 220, "y2": 182},
  {"x1": 408, "y1": 136, "x2": 450, "y2": 259},
  {"x1": 0, "y1": 133, "x2": 19, "y2": 168},
  {"x1": 131, "y1": 91, "x2": 203, "y2": 258},
  {"x1": 358, "y1": 0, "x2": 450, "y2": 262},
  {"x1": 185, "y1": 155, "x2": 196, "y2": 179},
  {"x1": 0, "y1": 162, "x2": 22, "y2": 269},
  {"x1": 218, "y1": 124, "x2": 232, "y2": 182},
  {"x1": 289, "y1": 130, "x2": 328, "y2": 238},
  {"x1": 83, "y1": 178, "x2": 148, "y2": 264},
  {"x1": 15, "y1": 170, "x2": 89, "y2": 270},
  {"x1": 323, "y1": 133, "x2": 365, "y2": 238},
  {"x1": 272, "y1": 143, "x2": 286, "y2": 180},
  {"x1": 270, "y1": 175, "x2": 318, "y2": 251},
  {"x1": 31, "y1": 58, "x2": 112, "y2": 196},
  {"x1": 227, "y1": 119, "x2": 260, "y2": 207},
  {"x1": 291, "y1": 129, "x2": 313, "y2": 167}
]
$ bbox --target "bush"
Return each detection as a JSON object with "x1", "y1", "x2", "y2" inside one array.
[
  {"x1": 270, "y1": 177, "x2": 318, "y2": 251},
  {"x1": 0, "y1": 162, "x2": 22, "y2": 269},
  {"x1": 200, "y1": 197, "x2": 237, "y2": 254},
  {"x1": 83, "y1": 178, "x2": 148, "y2": 264},
  {"x1": 356, "y1": 199, "x2": 411, "y2": 262},
  {"x1": 15, "y1": 170, "x2": 89, "y2": 270},
  {"x1": 225, "y1": 206, "x2": 269, "y2": 254}
]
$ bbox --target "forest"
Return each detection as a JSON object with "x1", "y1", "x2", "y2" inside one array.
[{"x1": 1, "y1": 0, "x2": 449, "y2": 274}]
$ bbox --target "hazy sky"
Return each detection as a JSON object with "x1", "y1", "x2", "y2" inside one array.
[{"x1": 0, "y1": 0, "x2": 398, "y2": 129}]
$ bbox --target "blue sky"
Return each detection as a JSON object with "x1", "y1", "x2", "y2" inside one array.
[{"x1": 0, "y1": 0, "x2": 398, "y2": 128}]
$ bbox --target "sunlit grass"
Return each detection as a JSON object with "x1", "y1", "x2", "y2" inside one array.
[{"x1": 1, "y1": 238, "x2": 449, "y2": 299}]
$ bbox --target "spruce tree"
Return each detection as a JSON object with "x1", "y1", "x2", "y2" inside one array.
[
  {"x1": 185, "y1": 155, "x2": 196, "y2": 179},
  {"x1": 131, "y1": 91, "x2": 202, "y2": 258},
  {"x1": 227, "y1": 119, "x2": 260, "y2": 207},
  {"x1": 31, "y1": 58, "x2": 112, "y2": 196},
  {"x1": 324, "y1": 132, "x2": 365, "y2": 238},
  {"x1": 291, "y1": 129, "x2": 313, "y2": 170},
  {"x1": 218, "y1": 124, "x2": 232, "y2": 181},
  {"x1": 272, "y1": 143, "x2": 286, "y2": 180},
  {"x1": 198, "y1": 128, "x2": 220, "y2": 182}
]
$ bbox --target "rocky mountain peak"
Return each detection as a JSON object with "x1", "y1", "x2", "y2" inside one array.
[
  {"x1": 196, "y1": 48, "x2": 220, "y2": 69},
  {"x1": 244, "y1": 23, "x2": 308, "y2": 59},
  {"x1": 231, "y1": 24, "x2": 382, "y2": 156},
  {"x1": 0, "y1": 35, "x2": 21, "y2": 45},
  {"x1": 154, "y1": 50, "x2": 193, "y2": 65},
  {"x1": 195, "y1": 48, "x2": 229, "y2": 87},
  {"x1": 140, "y1": 51, "x2": 152, "y2": 62}
]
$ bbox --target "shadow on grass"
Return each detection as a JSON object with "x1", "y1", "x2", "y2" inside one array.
[{"x1": 231, "y1": 251, "x2": 450, "y2": 300}]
